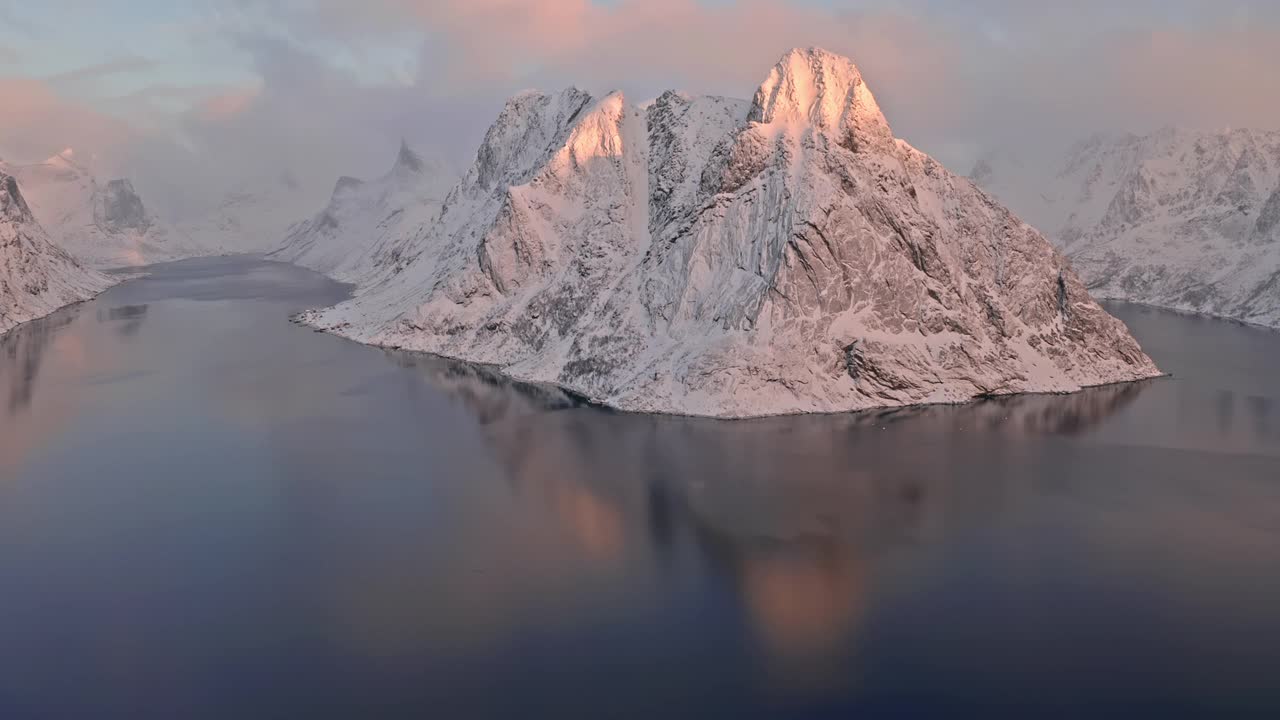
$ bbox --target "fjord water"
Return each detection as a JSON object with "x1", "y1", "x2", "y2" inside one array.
[{"x1": 1, "y1": 257, "x2": 1277, "y2": 717}]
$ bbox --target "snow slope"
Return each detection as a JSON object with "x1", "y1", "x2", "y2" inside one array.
[
  {"x1": 4, "y1": 150, "x2": 207, "y2": 269},
  {"x1": 270, "y1": 142, "x2": 456, "y2": 282},
  {"x1": 1, "y1": 170, "x2": 113, "y2": 335},
  {"x1": 303, "y1": 48, "x2": 1159, "y2": 418},
  {"x1": 973, "y1": 128, "x2": 1280, "y2": 327}
]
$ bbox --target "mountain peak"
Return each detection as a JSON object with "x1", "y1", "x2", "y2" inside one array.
[
  {"x1": 1, "y1": 171, "x2": 35, "y2": 223},
  {"x1": 45, "y1": 147, "x2": 84, "y2": 170},
  {"x1": 749, "y1": 47, "x2": 893, "y2": 152},
  {"x1": 394, "y1": 139, "x2": 425, "y2": 174}
]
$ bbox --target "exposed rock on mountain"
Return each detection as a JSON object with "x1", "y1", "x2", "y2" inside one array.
[
  {"x1": 972, "y1": 128, "x2": 1280, "y2": 327},
  {"x1": 94, "y1": 179, "x2": 150, "y2": 233},
  {"x1": 270, "y1": 141, "x2": 457, "y2": 282},
  {"x1": 303, "y1": 48, "x2": 1159, "y2": 418},
  {"x1": 4, "y1": 150, "x2": 205, "y2": 269},
  {"x1": 1, "y1": 170, "x2": 113, "y2": 334}
]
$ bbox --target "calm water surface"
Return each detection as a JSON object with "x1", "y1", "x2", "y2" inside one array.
[{"x1": 1, "y1": 257, "x2": 1278, "y2": 718}]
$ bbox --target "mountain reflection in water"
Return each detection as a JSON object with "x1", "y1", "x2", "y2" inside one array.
[
  {"x1": 2, "y1": 258, "x2": 1279, "y2": 718},
  {"x1": 387, "y1": 352, "x2": 1149, "y2": 677}
]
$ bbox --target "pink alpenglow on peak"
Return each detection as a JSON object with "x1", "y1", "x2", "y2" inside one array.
[
  {"x1": 299, "y1": 48, "x2": 1161, "y2": 418},
  {"x1": 749, "y1": 47, "x2": 894, "y2": 153}
]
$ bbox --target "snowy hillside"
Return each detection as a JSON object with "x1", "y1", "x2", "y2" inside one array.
[
  {"x1": 0, "y1": 170, "x2": 113, "y2": 334},
  {"x1": 301, "y1": 48, "x2": 1159, "y2": 418},
  {"x1": 270, "y1": 142, "x2": 456, "y2": 282},
  {"x1": 973, "y1": 128, "x2": 1280, "y2": 327},
  {"x1": 3, "y1": 150, "x2": 208, "y2": 269}
]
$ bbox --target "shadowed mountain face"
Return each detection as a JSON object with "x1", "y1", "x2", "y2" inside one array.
[
  {"x1": 94, "y1": 179, "x2": 151, "y2": 233},
  {"x1": 1, "y1": 174, "x2": 35, "y2": 223}
]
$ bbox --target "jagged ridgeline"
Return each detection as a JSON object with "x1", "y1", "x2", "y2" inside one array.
[
  {"x1": 5, "y1": 150, "x2": 203, "y2": 269},
  {"x1": 1, "y1": 171, "x2": 113, "y2": 334},
  {"x1": 271, "y1": 141, "x2": 456, "y2": 282},
  {"x1": 973, "y1": 129, "x2": 1280, "y2": 328},
  {"x1": 303, "y1": 48, "x2": 1161, "y2": 418}
]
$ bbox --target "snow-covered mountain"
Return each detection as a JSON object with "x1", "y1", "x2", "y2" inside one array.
[
  {"x1": 972, "y1": 128, "x2": 1280, "y2": 327},
  {"x1": 3, "y1": 150, "x2": 206, "y2": 269},
  {"x1": 1, "y1": 169, "x2": 113, "y2": 334},
  {"x1": 179, "y1": 172, "x2": 314, "y2": 255},
  {"x1": 301, "y1": 48, "x2": 1159, "y2": 418},
  {"x1": 270, "y1": 142, "x2": 456, "y2": 282}
]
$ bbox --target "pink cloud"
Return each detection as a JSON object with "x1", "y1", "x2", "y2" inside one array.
[
  {"x1": 0, "y1": 76, "x2": 134, "y2": 164},
  {"x1": 396, "y1": 0, "x2": 962, "y2": 151},
  {"x1": 196, "y1": 85, "x2": 262, "y2": 121}
]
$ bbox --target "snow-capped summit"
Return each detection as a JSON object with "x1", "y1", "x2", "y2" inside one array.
[
  {"x1": 270, "y1": 141, "x2": 457, "y2": 282},
  {"x1": 471, "y1": 87, "x2": 596, "y2": 191},
  {"x1": 301, "y1": 48, "x2": 1159, "y2": 418},
  {"x1": 0, "y1": 170, "x2": 113, "y2": 334},
  {"x1": 973, "y1": 128, "x2": 1280, "y2": 327},
  {"x1": 749, "y1": 47, "x2": 893, "y2": 153},
  {"x1": 6, "y1": 150, "x2": 205, "y2": 268}
]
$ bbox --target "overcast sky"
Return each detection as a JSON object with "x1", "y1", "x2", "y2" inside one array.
[{"x1": 2, "y1": 0, "x2": 1278, "y2": 218}]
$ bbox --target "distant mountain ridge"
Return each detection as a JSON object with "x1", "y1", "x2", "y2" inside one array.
[
  {"x1": 2, "y1": 149, "x2": 208, "y2": 269},
  {"x1": 972, "y1": 128, "x2": 1280, "y2": 327},
  {"x1": 270, "y1": 140, "x2": 457, "y2": 282}
]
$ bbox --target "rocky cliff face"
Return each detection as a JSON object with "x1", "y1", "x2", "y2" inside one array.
[
  {"x1": 270, "y1": 141, "x2": 456, "y2": 282},
  {"x1": 303, "y1": 48, "x2": 1159, "y2": 418},
  {"x1": 94, "y1": 179, "x2": 151, "y2": 233},
  {"x1": 973, "y1": 128, "x2": 1280, "y2": 327},
  {"x1": 0, "y1": 170, "x2": 113, "y2": 334},
  {"x1": 5, "y1": 150, "x2": 204, "y2": 269}
]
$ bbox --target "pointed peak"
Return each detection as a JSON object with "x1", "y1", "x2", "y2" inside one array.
[
  {"x1": 474, "y1": 86, "x2": 596, "y2": 190},
  {"x1": 43, "y1": 147, "x2": 87, "y2": 174},
  {"x1": 394, "y1": 139, "x2": 425, "y2": 174},
  {"x1": 1, "y1": 171, "x2": 35, "y2": 223},
  {"x1": 749, "y1": 47, "x2": 893, "y2": 152}
]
